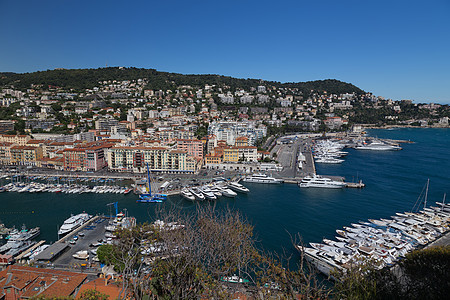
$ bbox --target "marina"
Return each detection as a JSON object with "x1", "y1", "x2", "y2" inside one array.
[
  {"x1": 299, "y1": 193, "x2": 450, "y2": 278},
  {"x1": 0, "y1": 128, "x2": 448, "y2": 277}
]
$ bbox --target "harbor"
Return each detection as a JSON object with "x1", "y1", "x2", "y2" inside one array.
[{"x1": 0, "y1": 128, "x2": 448, "y2": 278}]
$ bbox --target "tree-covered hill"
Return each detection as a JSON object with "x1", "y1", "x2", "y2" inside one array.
[{"x1": 0, "y1": 67, "x2": 365, "y2": 95}]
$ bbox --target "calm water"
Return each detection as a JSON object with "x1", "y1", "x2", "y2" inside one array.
[{"x1": 0, "y1": 128, "x2": 449, "y2": 258}]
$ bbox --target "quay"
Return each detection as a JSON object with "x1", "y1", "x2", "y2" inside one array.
[
  {"x1": 34, "y1": 215, "x2": 107, "y2": 267},
  {"x1": 426, "y1": 231, "x2": 450, "y2": 248},
  {"x1": 15, "y1": 240, "x2": 46, "y2": 261}
]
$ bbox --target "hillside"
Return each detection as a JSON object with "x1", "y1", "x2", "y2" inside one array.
[{"x1": 0, "y1": 67, "x2": 365, "y2": 95}]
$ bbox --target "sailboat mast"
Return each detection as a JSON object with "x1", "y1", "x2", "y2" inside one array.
[
  {"x1": 442, "y1": 193, "x2": 446, "y2": 211},
  {"x1": 147, "y1": 163, "x2": 152, "y2": 196},
  {"x1": 424, "y1": 178, "x2": 429, "y2": 208}
]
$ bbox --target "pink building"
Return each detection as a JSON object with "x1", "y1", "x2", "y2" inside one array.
[{"x1": 176, "y1": 139, "x2": 204, "y2": 159}]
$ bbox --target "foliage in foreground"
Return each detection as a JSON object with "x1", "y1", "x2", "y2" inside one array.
[
  {"x1": 100, "y1": 205, "x2": 330, "y2": 299},
  {"x1": 334, "y1": 245, "x2": 450, "y2": 300}
]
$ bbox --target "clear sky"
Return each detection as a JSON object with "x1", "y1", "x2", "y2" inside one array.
[{"x1": 1, "y1": 0, "x2": 449, "y2": 103}]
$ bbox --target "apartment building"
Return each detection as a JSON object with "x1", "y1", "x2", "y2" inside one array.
[
  {"x1": 107, "y1": 146, "x2": 192, "y2": 173},
  {"x1": 0, "y1": 135, "x2": 31, "y2": 146},
  {"x1": 176, "y1": 139, "x2": 203, "y2": 159},
  {"x1": 63, "y1": 144, "x2": 111, "y2": 171},
  {"x1": 9, "y1": 146, "x2": 43, "y2": 166}
]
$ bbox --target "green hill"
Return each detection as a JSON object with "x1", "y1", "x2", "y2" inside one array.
[{"x1": 0, "y1": 67, "x2": 364, "y2": 95}]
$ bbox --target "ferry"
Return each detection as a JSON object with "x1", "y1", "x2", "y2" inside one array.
[{"x1": 242, "y1": 174, "x2": 284, "y2": 184}]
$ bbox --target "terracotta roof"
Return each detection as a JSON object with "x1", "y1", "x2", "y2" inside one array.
[
  {"x1": 76, "y1": 277, "x2": 122, "y2": 299},
  {"x1": 0, "y1": 266, "x2": 87, "y2": 299}
]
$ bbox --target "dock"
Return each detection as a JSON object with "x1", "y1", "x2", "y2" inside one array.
[
  {"x1": 35, "y1": 215, "x2": 104, "y2": 263},
  {"x1": 15, "y1": 240, "x2": 46, "y2": 260}
]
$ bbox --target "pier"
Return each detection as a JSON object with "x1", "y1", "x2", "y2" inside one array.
[{"x1": 15, "y1": 240, "x2": 46, "y2": 261}]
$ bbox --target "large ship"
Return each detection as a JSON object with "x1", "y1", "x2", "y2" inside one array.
[
  {"x1": 299, "y1": 175, "x2": 346, "y2": 189},
  {"x1": 242, "y1": 174, "x2": 284, "y2": 184},
  {"x1": 58, "y1": 213, "x2": 91, "y2": 237}
]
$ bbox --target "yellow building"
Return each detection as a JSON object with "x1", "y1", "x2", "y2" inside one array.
[
  {"x1": 205, "y1": 153, "x2": 222, "y2": 164},
  {"x1": 0, "y1": 135, "x2": 31, "y2": 146},
  {"x1": 10, "y1": 146, "x2": 43, "y2": 166},
  {"x1": 223, "y1": 147, "x2": 239, "y2": 162}
]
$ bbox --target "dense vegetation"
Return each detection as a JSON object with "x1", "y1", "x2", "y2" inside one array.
[{"x1": 0, "y1": 67, "x2": 365, "y2": 95}]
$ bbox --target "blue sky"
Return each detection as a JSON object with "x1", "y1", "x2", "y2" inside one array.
[{"x1": 1, "y1": 0, "x2": 449, "y2": 103}]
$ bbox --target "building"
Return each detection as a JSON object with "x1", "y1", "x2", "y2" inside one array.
[
  {"x1": 95, "y1": 118, "x2": 119, "y2": 131},
  {"x1": 208, "y1": 121, "x2": 267, "y2": 146},
  {"x1": 176, "y1": 139, "x2": 204, "y2": 159},
  {"x1": 0, "y1": 265, "x2": 87, "y2": 299},
  {"x1": 323, "y1": 117, "x2": 348, "y2": 129},
  {"x1": 205, "y1": 153, "x2": 222, "y2": 165},
  {"x1": 107, "y1": 146, "x2": 193, "y2": 173},
  {"x1": 234, "y1": 136, "x2": 249, "y2": 147},
  {"x1": 63, "y1": 143, "x2": 111, "y2": 171},
  {"x1": 0, "y1": 135, "x2": 31, "y2": 146},
  {"x1": 9, "y1": 146, "x2": 43, "y2": 166},
  {"x1": 0, "y1": 120, "x2": 14, "y2": 134},
  {"x1": 25, "y1": 119, "x2": 57, "y2": 131},
  {"x1": 223, "y1": 147, "x2": 239, "y2": 162},
  {"x1": 0, "y1": 142, "x2": 12, "y2": 164}
]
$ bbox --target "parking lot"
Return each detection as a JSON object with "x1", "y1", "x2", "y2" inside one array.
[{"x1": 51, "y1": 217, "x2": 108, "y2": 267}]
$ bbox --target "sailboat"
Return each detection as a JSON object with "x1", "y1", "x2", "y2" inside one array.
[{"x1": 137, "y1": 163, "x2": 168, "y2": 203}]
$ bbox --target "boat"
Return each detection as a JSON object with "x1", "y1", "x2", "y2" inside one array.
[
  {"x1": 137, "y1": 163, "x2": 167, "y2": 203},
  {"x1": 299, "y1": 175, "x2": 346, "y2": 189},
  {"x1": 228, "y1": 182, "x2": 250, "y2": 193},
  {"x1": 242, "y1": 173, "x2": 283, "y2": 184},
  {"x1": 58, "y1": 213, "x2": 91, "y2": 237},
  {"x1": 6, "y1": 226, "x2": 40, "y2": 241},
  {"x1": 215, "y1": 185, "x2": 237, "y2": 197},
  {"x1": 200, "y1": 187, "x2": 217, "y2": 200},
  {"x1": 189, "y1": 188, "x2": 205, "y2": 200},
  {"x1": 315, "y1": 156, "x2": 344, "y2": 164},
  {"x1": 73, "y1": 250, "x2": 89, "y2": 259},
  {"x1": 181, "y1": 189, "x2": 196, "y2": 201},
  {"x1": 355, "y1": 140, "x2": 402, "y2": 151},
  {"x1": 220, "y1": 275, "x2": 250, "y2": 284}
]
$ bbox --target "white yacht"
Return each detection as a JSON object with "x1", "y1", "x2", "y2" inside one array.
[
  {"x1": 58, "y1": 213, "x2": 91, "y2": 237},
  {"x1": 227, "y1": 182, "x2": 250, "y2": 193},
  {"x1": 299, "y1": 175, "x2": 346, "y2": 189},
  {"x1": 242, "y1": 174, "x2": 284, "y2": 184},
  {"x1": 181, "y1": 189, "x2": 196, "y2": 201},
  {"x1": 215, "y1": 185, "x2": 237, "y2": 197},
  {"x1": 315, "y1": 156, "x2": 344, "y2": 164},
  {"x1": 189, "y1": 187, "x2": 205, "y2": 201},
  {"x1": 355, "y1": 140, "x2": 401, "y2": 151},
  {"x1": 201, "y1": 187, "x2": 217, "y2": 200}
]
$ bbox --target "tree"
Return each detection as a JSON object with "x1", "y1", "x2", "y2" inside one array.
[
  {"x1": 78, "y1": 289, "x2": 110, "y2": 300},
  {"x1": 106, "y1": 205, "x2": 330, "y2": 299}
]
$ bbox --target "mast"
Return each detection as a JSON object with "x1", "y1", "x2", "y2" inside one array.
[
  {"x1": 424, "y1": 178, "x2": 429, "y2": 208},
  {"x1": 147, "y1": 163, "x2": 152, "y2": 196}
]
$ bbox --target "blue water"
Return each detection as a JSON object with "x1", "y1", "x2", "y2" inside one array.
[{"x1": 0, "y1": 128, "x2": 449, "y2": 258}]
